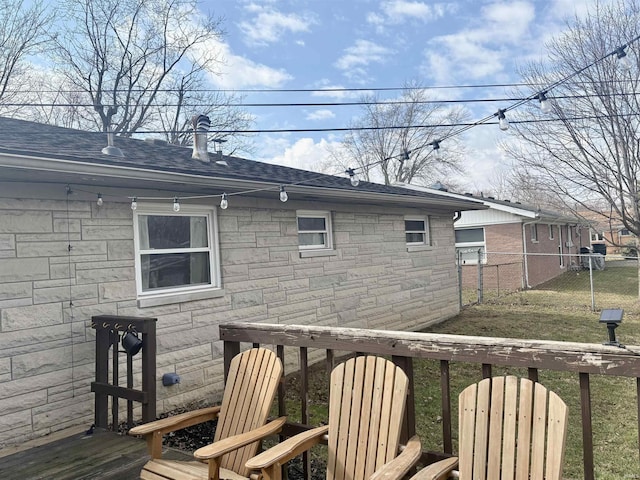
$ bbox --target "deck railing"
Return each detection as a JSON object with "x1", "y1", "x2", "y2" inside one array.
[{"x1": 219, "y1": 322, "x2": 640, "y2": 480}]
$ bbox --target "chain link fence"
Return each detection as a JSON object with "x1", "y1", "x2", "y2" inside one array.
[{"x1": 458, "y1": 250, "x2": 639, "y2": 310}]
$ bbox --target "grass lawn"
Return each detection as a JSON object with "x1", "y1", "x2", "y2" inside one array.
[{"x1": 283, "y1": 264, "x2": 640, "y2": 480}]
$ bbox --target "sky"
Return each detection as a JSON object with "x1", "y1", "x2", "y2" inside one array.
[{"x1": 198, "y1": 0, "x2": 599, "y2": 191}]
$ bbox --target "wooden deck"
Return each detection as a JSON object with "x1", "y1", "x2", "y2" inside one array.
[{"x1": 0, "y1": 428, "x2": 192, "y2": 479}]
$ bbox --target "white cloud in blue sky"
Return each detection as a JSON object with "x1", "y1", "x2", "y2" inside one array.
[{"x1": 238, "y1": 4, "x2": 317, "y2": 47}]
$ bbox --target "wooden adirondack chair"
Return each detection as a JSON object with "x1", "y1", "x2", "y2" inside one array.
[
  {"x1": 246, "y1": 355, "x2": 422, "y2": 480},
  {"x1": 411, "y1": 376, "x2": 568, "y2": 480},
  {"x1": 128, "y1": 347, "x2": 285, "y2": 480}
]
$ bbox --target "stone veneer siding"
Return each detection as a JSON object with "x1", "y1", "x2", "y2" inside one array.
[{"x1": 0, "y1": 184, "x2": 460, "y2": 447}]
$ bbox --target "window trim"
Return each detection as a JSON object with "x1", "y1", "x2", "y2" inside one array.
[
  {"x1": 405, "y1": 216, "x2": 430, "y2": 247},
  {"x1": 133, "y1": 203, "x2": 221, "y2": 304},
  {"x1": 548, "y1": 224, "x2": 555, "y2": 240},
  {"x1": 530, "y1": 223, "x2": 539, "y2": 243},
  {"x1": 296, "y1": 210, "x2": 333, "y2": 251},
  {"x1": 455, "y1": 227, "x2": 487, "y2": 265}
]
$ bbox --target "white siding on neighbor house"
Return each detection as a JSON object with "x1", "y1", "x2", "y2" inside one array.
[
  {"x1": 456, "y1": 207, "x2": 525, "y2": 227},
  {"x1": 0, "y1": 183, "x2": 460, "y2": 448}
]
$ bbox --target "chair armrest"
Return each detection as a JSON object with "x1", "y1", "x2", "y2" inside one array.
[
  {"x1": 193, "y1": 416, "x2": 287, "y2": 460},
  {"x1": 409, "y1": 457, "x2": 459, "y2": 480},
  {"x1": 245, "y1": 425, "x2": 329, "y2": 470},
  {"x1": 370, "y1": 435, "x2": 422, "y2": 480},
  {"x1": 128, "y1": 406, "x2": 221, "y2": 436}
]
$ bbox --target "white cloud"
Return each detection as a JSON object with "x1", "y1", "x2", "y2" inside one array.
[
  {"x1": 238, "y1": 5, "x2": 316, "y2": 46},
  {"x1": 258, "y1": 137, "x2": 341, "y2": 174},
  {"x1": 199, "y1": 37, "x2": 292, "y2": 88},
  {"x1": 306, "y1": 109, "x2": 336, "y2": 121},
  {"x1": 335, "y1": 40, "x2": 395, "y2": 82}
]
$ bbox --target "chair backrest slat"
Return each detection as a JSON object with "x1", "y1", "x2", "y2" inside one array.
[
  {"x1": 458, "y1": 376, "x2": 567, "y2": 480},
  {"x1": 214, "y1": 348, "x2": 282, "y2": 477},
  {"x1": 327, "y1": 356, "x2": 408, "y2": 480}
]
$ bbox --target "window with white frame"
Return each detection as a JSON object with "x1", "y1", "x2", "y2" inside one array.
[
  {"x1": 296, "y1": 210, "x2": 333, "y2": 250},
  {"x1": 405, "y1": 216, "x2": 429, "y2": 245},
  {"x1": 548, "y1": 224, "x2": 555, "y2": 240},
  {"x1": 455, "y1": 228, "x2": 486, "y2": 264},
  {"x1": 133, "y1": 204, "x2": 220, "y2": 298},
  {"x1": 531, "y1": 224, "x2": 538, "y2": 242}
]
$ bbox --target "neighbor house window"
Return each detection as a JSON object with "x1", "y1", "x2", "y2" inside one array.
[
  {"x1": 531, "y1": 224, "x2": 538, "y2": 242},
  {"x1": 405, "y1": 216, "x2": 429, "y2": 246},
  {"x1": 548, "y1": 224, "x2": 555, "y2": 240},
  {"x1": 133, "y1": 204, "x2": 220, "y2": 300},
  {"x1": 455, "y1": 227, "x2": 486, "y2": 264},
  {"x1": 297, "y1": 210, "x2": 333, "y2": 250}
]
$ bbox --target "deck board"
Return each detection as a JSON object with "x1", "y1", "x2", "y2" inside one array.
[{"x1": 0, "y1": 429, "x2": 193, "y2": 479}]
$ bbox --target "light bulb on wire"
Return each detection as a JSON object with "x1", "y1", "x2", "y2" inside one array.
[
  {"x1": 220, "y1": 193, "x2": 228, "y2": 210},
  {"x1": 173, "y1": 197, "x2": 180, "y2": 212},
  {"x1": 279, "y1": 185, "x2": 288, "y2": 202},
  {"x1": 345, "y1": 168, "x2": 360, "y2": 187},
  {"x1": 130, "y1": 197, "x2": 137, "y2": 211},
  {"x1": 616, "y1": 46, "x2": 632, "y2": 70},
  {"x1": 497, "y1": 109, "x2": 509, "y2": 131},
  {"x1": 432, "y1": 140, "x2": 441, "y2": 159},
  {"x1": 538, "y1": 92, "x2": 551, "y2": 114},
  {"x1": 96, "y1": 193, "x2": 103, "y2": 206}
]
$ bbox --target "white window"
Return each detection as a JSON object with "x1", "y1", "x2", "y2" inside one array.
[
  {"x1": 133, "y1": 204, "x2": 220, "y2": 301},
  {"x1": 405, "y1": 217, "x2": 429, "y2": 246},
  {"x1": 455, "y1": 228, "x2": 486, "y2": 264},
  {"x1": 297, "y1": 210, "x2": 333, "y2": 250}
]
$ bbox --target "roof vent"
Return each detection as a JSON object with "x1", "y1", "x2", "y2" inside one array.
[
  {"x1": 101, "y1": 130, "x2": 124, "y2": 157},
  {"x1": 191, "y1": 115, "x2": 210, "y2": 162}
]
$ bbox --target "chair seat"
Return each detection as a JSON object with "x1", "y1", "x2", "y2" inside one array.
[{"x1": 141, "y1": 459, "x2": 250, "y2": 480}]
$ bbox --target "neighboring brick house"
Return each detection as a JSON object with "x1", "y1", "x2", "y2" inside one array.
[
  {"x1": 398, "y1": 184, "x2": 588, "y2": 290},
  {"x1": 0, "y1": 116, "x2": 483, "y2": 448}
]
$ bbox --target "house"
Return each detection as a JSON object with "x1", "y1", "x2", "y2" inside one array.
[
  {"x1": 0, "y1": 116, "x2": 484, "y2": 448},
  {"x1": 397, "y1": 184, "x2": 589, "y2": 290}
]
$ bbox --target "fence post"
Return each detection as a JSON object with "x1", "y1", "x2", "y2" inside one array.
[{"x1": 477, "y1": 248, "x2": 483, "y2": 304}]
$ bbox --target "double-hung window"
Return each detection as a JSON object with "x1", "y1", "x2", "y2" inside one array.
[
  {"x1": 405, "y1": 216, "x2": 429, "y2": 246},
  {"x1": 455, "y1": 227, "x2": 486, "y2": 264},
  {"x1": 133, "y1": 204, "x2": 220, "y2": 304},
  {"x1": 297, "y1": 210, "x2": 333, "y2": 250}
]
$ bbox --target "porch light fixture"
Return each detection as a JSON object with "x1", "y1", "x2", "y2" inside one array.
[{"x1": 599, "y1": 308, "x2": 624, "y2": 347}]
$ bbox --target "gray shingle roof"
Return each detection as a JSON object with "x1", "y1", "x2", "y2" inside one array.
[{"x1": 0, "y1": 116, "x2": 483, "y2": 208}]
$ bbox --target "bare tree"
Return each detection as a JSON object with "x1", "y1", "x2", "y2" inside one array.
[
  {"x1": 334, "y1": 82, "x2": 468, "y2": 186},
  {"x1": 51, "y1": 0, "x2": 226, "y2": 136},
  {"x1": 503, "y1": 0, "x2": 640, "y2": 294},
  {"x1": 0, "y1": 0, "x2": 54, "y2": 115}
]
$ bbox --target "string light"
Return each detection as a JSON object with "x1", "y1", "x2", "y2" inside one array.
[
  {"x1": 173, "y1": 197, "x2": 180, "y2": 212},
  {"x1": 220, "y1": 193, "x2": 228, "y2": 210},
  {"x1": 279, "y1": 185, "x2": 288, "y2": 202},
  {"x1": 496, "y1": 109, "x2": 509, "y2": 131},
  {"x1": 345, "y1": 168, "x2": 360, "y2": 187},
  {"x1": 431, "y1": 140, "x2": 441, "y2": 159},
  {"x1": 96, "y1": 193, "x2": 103, "y2": 206},
  {"x1": 616, "y1": 46, "x2": 632, "y2": 70},
  {"x1": 538, "y1": 92, "x2": 551, "y2": 113},
  {"x1": 130, "y1": 197, "x2": 137, "y2": 210}
]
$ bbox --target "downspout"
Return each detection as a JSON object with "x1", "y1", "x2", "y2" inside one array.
[{"x1": 521, "y1": 217, "x2": 540, "y2": 289}]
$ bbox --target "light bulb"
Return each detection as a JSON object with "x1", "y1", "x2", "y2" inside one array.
[
  {"x1": 538, "y1": 92, "x2": 551, "y2": 114},
  {"x1": 617, "y1": 46, "x2": 632, "y2": 70},
  {"x1": 279, "y1": 185, "x2": 288, "y2": 202},
  {"x1": 173, "y1": 197, "x2": 180, "y2": 212},
  {"x1": 220, "y1": 193, "x2": 228, "y2": 210},
  {"x1": 346, "y1": 168, "x2": 360, "y2": 187},
  {"x1": 96, "y1": 193, "x2": 103, "y2": 206},
  {"x1": 131, "y1": 197, "x2": 137, "y2": 211},
  {"x1": 497, "y1": 109, "x2": 509, "y2": 131},
  {"x1": 432, "y1": 141, "x2": 441, "y2": 159}
]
